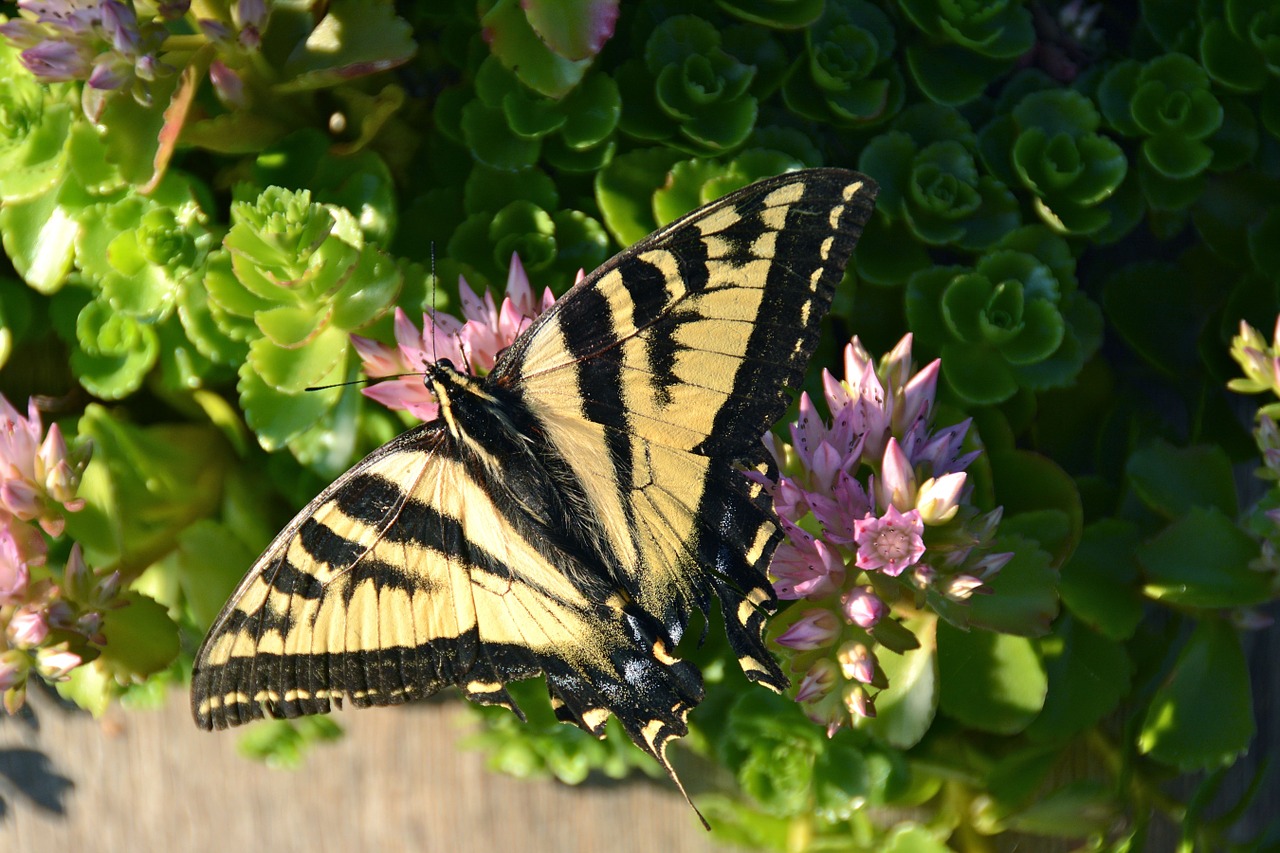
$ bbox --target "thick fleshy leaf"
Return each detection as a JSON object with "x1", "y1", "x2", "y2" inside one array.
[
  {"x1": 990, "y1": 450, "x2": 1082, "y2": 561},
  {"x1": 330, "y1": 248, "x2": 402, "y2": 330},
  {"x1": 172, "y1": 519, "x2": 262, "y2": 630},
  {"x1": 595, "y1": 148, "x2": 685, "y2": 245},
  {"x1": 461, "y1": 102, "x2": 542, "y2": 171},
  {"x1": 1138, "y1": 619, "x2": 1254, "y2": 771},
  {"x1": 523, "y1": 0, "x2": 619, "y2": 61},
  {"x1": 0, "y1": 183, "x2": 80, "y2": 294},
  {"x1": 71, "y1": 299, "x2": 160, "y2": 400},
  {"x1": 1026, "y1": 616, "x2": 1133, "y2": 741},
  {"x1": 1137, "y1": 506, "x2": 1270, "y2": 608},
  {"x1": 1101, "y1": 262, "x2": 1203, "y2": 375},
  {"x1": 96, "y1": 592, "x2": 181, "y2": 679},
  {"x1": 938, "y1": 341, "x2": 1018, "y2": 405},
  {"x1": 967, "y1": 532, "x2": 1059, "y2": 637},
  {"x1": 937, "y1": 621, "x2": 1047, "y2": 735},
  {"x1": 248, "y1": 325, "x2": 349, "y2": 392},
  {"x1": 0, "y1": 100, "x2": 72, "y2": 202},
  {"x1": 482, "y1": 0, "x2": 595, "y2": 98},
  {"x1": 1059, "y1": 520, "x2": 1145, "y2": 640},
  {"x1": 905, "y1": 42, "x2": 1010, "y2": 106},
  {"x1": 859, "y1": 612, "x2": 938, "y2": 748},
  {"x1": 277, "y1": 0, "x2": 416, "y2": 92},
  {"x1": 55, "y1": 660, "x2": 113, "y2": 717},
  {"x1": 716, "y1": 0, "x2": 825, "y2": 28},
  {"x1": 1127, "y1": 440, "x2": 1238, "y2": 519},
  {"x1": 238, "y1": 358, "x2": 342, "y2": 452}
]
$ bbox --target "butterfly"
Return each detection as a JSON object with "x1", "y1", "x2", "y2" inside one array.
[{"x1": 191, "y1": 168, "x2": 877, "y2": 822}]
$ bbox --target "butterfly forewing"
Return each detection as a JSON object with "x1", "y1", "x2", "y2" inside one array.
[
  {"x1": 499, "y1": 170, "x2": 877, "y2": 672},
  {"x1": 192, "y1": 169, "x2": 878, "y2": 822}
]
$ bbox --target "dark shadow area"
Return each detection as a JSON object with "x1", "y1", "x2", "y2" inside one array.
[{"x1": 0, "y1": 747, "x2": 75, "y2": 821}]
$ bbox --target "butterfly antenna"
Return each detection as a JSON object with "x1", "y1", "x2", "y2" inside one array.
[
  {"x1": 305, "y1": 374, "x2": 422, "y2": 392},
  {"x1": 428, "y1": 241, "x2": 438, "y2": 369}
]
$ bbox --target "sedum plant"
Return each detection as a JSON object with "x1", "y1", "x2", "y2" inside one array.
[{"x1": 1, "y1": 0, "x2": 1279, "y2": 850}]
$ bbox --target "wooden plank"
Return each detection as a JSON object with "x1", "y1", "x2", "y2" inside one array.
[{"x1": 1, "y1": 689, "x2": 728, "y2": 851}]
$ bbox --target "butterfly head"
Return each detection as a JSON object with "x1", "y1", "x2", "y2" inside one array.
[{"x1": 425, "y1": 357, "x2": 500, "y2": 439}]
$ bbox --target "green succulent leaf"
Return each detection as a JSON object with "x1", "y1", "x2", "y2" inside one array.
[
  {"x1": 1127, "y1": 441, "x2": 1238, "y2": 519},
  {"x1": 482, "y1": 0, "x2": 596, "y2": 98},
  {"x1": 967, "y1": 532, "x2": 1059, "y2": 637},
  {"x1": 1137, "y1": 507, "x2": 1270, "y2": 609},
  {"x1": 0, "y1": 180, "x2": 84, "y2": 294},
  {"x1": 96, "y1": 592, "x2": 181, "y2": 680},
  {"x1": 275, "y1": 0, "x2": 416, "y2": 92},
  {"x1": 937, "y1": 621, "x2": 1047, "y2": 735},
  {"x1": 62, "y1": 406, "x2": 230, "y2": 573},
  {"x1": 237, "y1": 357, "x2": 344, "y2": 453},
  {"x1": 1138, "y1": 619, "x2": 1254, "y2": 771},
  {"x1": 1059, "y1": 520, "x2": 1145, "y2": 641},
  {"x1": 523, "y1": 0, "x2": 619, "y2": 61},
  {"x1": 1026, "y1": 615, "x2": 1133, "y2": 741},
  {"x1": 858, "y1": 612, "x2": 939, "y2": 748}
]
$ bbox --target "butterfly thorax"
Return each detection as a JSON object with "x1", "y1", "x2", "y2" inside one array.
[{"x1": 424, "y1": 358, "x2": 620, "y2": 602}]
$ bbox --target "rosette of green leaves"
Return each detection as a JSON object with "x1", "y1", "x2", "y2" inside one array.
[
  {"x1": 858, "y1": 104, "x2": 1019, "y2": 266},
  {"x1": 780, "y1": 0, "x2": 904, "y2": 128},
  {"x1": 616, "y1": 15, "x2": 758, "y2": 153},
  {"x1": 979, "y1": 88, "x2": 1128, "y2": 236},
  {"x1": 446, "y1": 165, "x2": 610, "y2": 288},
  {"x1": 1144, "y1": 0, "x2": 1280, "y2": 93},
  {"x1": 68, "y1": 175, "x2": 220, "y2": 398},
  {"x1": 1203, "y1": 1, "x2": 1280, "y2": 92},
  {"x1": 897, "y1": 0, "x2": 1035, "y2": 105},
  {"x1": 1098, "y1": 54, "x2": 1224, "y2": 210},
  {"x1": 203, "y1": 187, "x2": 401, "y2": 467},
  {"x1": 906, "y1": 226, "x2": 1102, "y2": 404},
  {"x1": 459, "y1": 57, "x2": 621, "y2": 173}
]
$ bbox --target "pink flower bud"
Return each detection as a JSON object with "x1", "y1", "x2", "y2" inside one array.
[
  {"x1": 941, "y1": 574, "x2": 986, "y2": 601},
  {"x1": 837, "y1": 641, "x2": 876, "y2": 684},
  {"x1": 36, "y1": 647, "x2": 81, "y2": 680},
  {"x1": 882, "y1": 334, "x2": 914, "y2": 392},
  {"x1": 62, "y1": 544, "x2": 92, "y2": 601},
  {"x1": 8, "y1": 605, "x2": 49, "y2": 647},
  {"x1": 841, "y1": 586, "x2": 886, "y2": 628},
  {"x1": 210, "y1": 59, "x2": 246, "y2": 109},
  {"x1": 896, "y1": 357, "x2": 939, "y2": 434},
  {"x1": 775, "y1": 609, "x2": 841, "y2": 650},
  {"x1": 916, "y1": 472, "x2": 967, "y2": 525},
  {"x1": 842, "y1": 683, "x2": 876, "y2": 719},
  {"x1": 878, "y1": 438, "x2": 917, "y2": 512},
  {"x1": 911, "y1": 563, "x2": 937, "y2": 587},
  {"x1": 0, "y1": 650, "x2": 25, "y2": 691},
  {"x1": 795, "y1": 658, "x2": 839, "y2": 703}
]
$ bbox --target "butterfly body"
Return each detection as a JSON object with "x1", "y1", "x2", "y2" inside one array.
[{"x1": 192, "y1": 169, "x2": 878, "y2": 818}]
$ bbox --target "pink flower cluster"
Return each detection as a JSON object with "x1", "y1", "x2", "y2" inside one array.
[
  {"x1": 754, "y1": 335, "x2": 1010, "y2": 735},
  {"x1": 351, "y1": 254, "x2": 559, "y2": 420},
  {"x1": 0, "y1": 395, "x2": 98, "y2": 713}
]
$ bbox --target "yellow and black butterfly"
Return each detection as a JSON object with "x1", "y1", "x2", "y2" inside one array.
[{"x1": 191, "y1": 168, "x2": 877, "y2": 819}]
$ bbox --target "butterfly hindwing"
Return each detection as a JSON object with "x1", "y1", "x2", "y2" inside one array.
[{"x1": 192, "y1": 169, "x2": 878, "y2": 820}]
